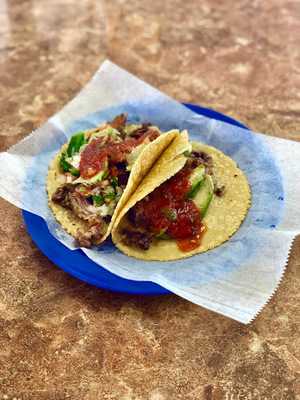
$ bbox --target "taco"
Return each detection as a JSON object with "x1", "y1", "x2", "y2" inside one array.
[
  {"x1": 112, "y1": 138, "x2": 251, "y2": 261},
  {"x1": 47, "y1": 114, "x2": 181, "y2": 247}
]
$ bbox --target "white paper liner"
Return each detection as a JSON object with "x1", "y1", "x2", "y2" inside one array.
[{"x1": 1, "y1": 60, "x2": 300, "y2": 324}]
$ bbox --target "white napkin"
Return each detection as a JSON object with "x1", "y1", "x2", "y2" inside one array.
[{"x1": 1, "y1": 60, "x2": 299, "y2": 323}]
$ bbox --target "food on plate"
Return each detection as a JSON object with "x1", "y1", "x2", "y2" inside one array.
[
  {"x1": 47, "y1": 114, "x2": 180, "y2": 247},
  {"x1": 112, "y1": 140, "x2": 251, "y2": 261}
]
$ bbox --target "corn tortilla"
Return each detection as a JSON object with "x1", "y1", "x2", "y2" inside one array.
[
  {"x1": 112, "y1": 142, "x2": 251, "y2": 261},
  {"x1": 47, "y1": 130, "x2": 180, "y2": 244}
]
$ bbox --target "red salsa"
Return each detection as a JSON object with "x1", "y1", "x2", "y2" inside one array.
[
  {"x1": 134, "y1": 167, "x2": 206, "y2": 251},
  {"x1": 80, "y1": 130, "x2": 159, "y2": 179}
]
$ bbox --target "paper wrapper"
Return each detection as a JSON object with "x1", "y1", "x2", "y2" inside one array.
[{"x1": 1, "y1": 60, "x2": 300, "y2": 324}]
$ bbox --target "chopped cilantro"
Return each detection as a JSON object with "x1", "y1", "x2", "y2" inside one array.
[
  {"x1": 162, "y1": 208, "x2": 177, "y2": 221},
  {"x1": 104, "y1": 191, "x2": 116, "y2": 201},
  {"x1": 92, "y1": 194, "x2": 104, "y2": 206},
  {"x1": 60, "y1": 152, "x2": 80, "y2": 176},
  {"x1": 111, "y1": 176, "x2": 118, "y2": 189}
]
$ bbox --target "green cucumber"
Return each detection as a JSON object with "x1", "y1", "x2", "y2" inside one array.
[
  {"x1": 187, "y1": 165, "x2": 205, "y2": 198},
  {"x1": 193, "y1": 175, "x2": 214, "y2": 218}
]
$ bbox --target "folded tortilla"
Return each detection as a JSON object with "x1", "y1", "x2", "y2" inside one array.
[
  {"x1": 47, "y1": 126, "x2": 180, "y2": 246},
  {"x1": 112, "y1": 140, "x2": 251, "y2": 261}
]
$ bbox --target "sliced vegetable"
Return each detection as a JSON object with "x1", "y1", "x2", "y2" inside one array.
[
  {"x1": 60, "y1": 152, "x2": 80, "y2": 176},
  {"x1": 187, "y1": 165, "x2": 206, "y2": 199},
  {"x1": 193, "y1": 175, "x2": 214, "y2": 218},
  {"x1": 67, "y1": 132, "x2": 86, "y2": 157}
]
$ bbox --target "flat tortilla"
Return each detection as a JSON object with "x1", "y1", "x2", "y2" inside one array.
[
  {"x1": 47, "y1": 129, "x2": 180, "y2": 244},
  {"x1": 112, "y1": 141, "x2": 251, "y2": 261}
]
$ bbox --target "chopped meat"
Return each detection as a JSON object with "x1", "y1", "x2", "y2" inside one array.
[
  {"x1": 52, "y1": 184, "x2": 105, "y2": 247},
  {"x1": 118, "y1": 170, "x2": 130, "y2": 186},
  {"x1": 122, "y1": 228, "x2": 154, "y2": 250},
  {"x1": 51, "y1": 183, "x2": 74, "y2": 208},
  {"x1": 109, "y1": 114, "x2": 127, "y2": 131},
  {"x1": 127, "y1": 207, "x2": 137, "y2": 226},
  {"x1": 115, "y1": 161, "x2": 127, "y2": 170},
  {"x1": 103, "y1": 215, "x2": 112, "y2": 224},
  {"x1": 109, "y1": 162, "x2": 130, "y2": 187},
  {"x1": 68, "y1": 192, "x2": 101, "y2": 224},
  {"x1": 77, "y1": 223, "x2": 104, "y2": 248},
  {"x1": 189, "y1": 151, "x2": 213, "y2": 174},
  {"x1": 127, "y1": 202, "x2": 148, "y2": 226},
  {"x1": 142, "y1": 128, "x2": 160, "y2": 142},
  {"x1": 129, "y1": 124, "x2": 151, "y2": 138},
  {"x1": 191, "y1": 150, "x2": 213, "y2": 165},
  {"x1": 187, "y1": 157, "x2": 203, "y2": 169},
  {"x1": 52, "y1": 184, "x2": 102, "y2": 225},
  {"x1": 214, "y1": 185, "x2": 225, "y2": 197}
]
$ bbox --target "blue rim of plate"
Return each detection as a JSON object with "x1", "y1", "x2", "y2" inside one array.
[{"x1": 22, "y1": 103, "x2": 248, "y2": 296}]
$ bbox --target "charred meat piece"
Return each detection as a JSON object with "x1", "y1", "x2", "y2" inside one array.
[
  {"x1": 122, "y1": 228, "x2": 154, "y2": 250},
  {"x1": 189, "y1": 151, "x2": 213, "y2": 174},
  {"x1": 118, "y1": 170, "x2": 130, "y2": 186},
  {"x1": 51, "y1": 183, "x2": 75, "y2": 208},
  {"x1": 129, "y1": 124, "x2": 151, "y2": 138},
  {"x1": 214, "y1": 185, "x2": 225, "y2": 197},
  {"x1": 127, "y1": 207, "x2": 137, "y2": 226},
  {"x1": 68, "y1": 192, "x2": 101, "y2": 224},
  {"x1": 187, "y1": 157, "x2": 204, "y2": 169},
  {"x1": 109, "y1": 114, "x2": 127, "y2": 132},
  {"x1": 77, "y1": 223, "x2": 104, "y2": 248},
  {"x1": 110, "y1": 162, "x2": 130, "y2": 187},
  {"x1": 143, "y1": 128, "x2": 160, "y2": 142},
  {"x1": 52, "y1": 184, "x2": 102, "y2": 225},
  {"x1": 127, "y1": 202, "x2": 149, "y2": 227},
  {"x1": 52, "y1": 184, "x2": 106, "y2": 248}
]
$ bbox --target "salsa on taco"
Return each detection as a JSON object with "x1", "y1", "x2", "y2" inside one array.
[{"x1": 47, "y1": 114, "x2": 179, "y2": 247}]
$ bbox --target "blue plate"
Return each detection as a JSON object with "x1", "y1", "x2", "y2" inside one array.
[{"x1": 22, "y1": 104, "x2": 248, "y2": 295}]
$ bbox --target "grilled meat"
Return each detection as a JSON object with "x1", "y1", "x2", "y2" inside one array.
[
  {"x1": 122, "y1": 228, "x2": 154, "y2": 250},
  {"x1": 77, "y1": 223, "x2": 105, "y2": 248},
  {"x1": 187, "y1": 150, "x2": 213, "y2": 174},
  {"x1": 52, "y1": 184, "x2": 102, "y2": 225}
]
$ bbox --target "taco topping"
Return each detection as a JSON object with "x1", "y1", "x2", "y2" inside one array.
[
  {"x1": 80, "y1": 127, "x2": 159, "y2": 179},
  {"x1": 122, "y1": 151, "x2": 219, "y2": 252},
  {"x1": 51, "y1": 114, "x2": 160, "y2": 247}
]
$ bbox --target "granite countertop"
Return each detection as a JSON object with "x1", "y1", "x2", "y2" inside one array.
[{"x1": 0, "y1": 0, "x2": 299, "y2": 399}]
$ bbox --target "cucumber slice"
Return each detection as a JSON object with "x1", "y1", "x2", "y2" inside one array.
[
  {"x1": 187, "y1": 165, "x2": 205, "y2": 198},
  {"x1": 193, "y1": 175, "x2": 214, "y2": 218}
]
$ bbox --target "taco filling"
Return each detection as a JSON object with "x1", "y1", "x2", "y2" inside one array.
[
  {"x1": 50, "y1": 114, "x2": 163, "y2": 247},
  {"x1": 120, "y1": 150, "x2": 224, "y2": 252}
]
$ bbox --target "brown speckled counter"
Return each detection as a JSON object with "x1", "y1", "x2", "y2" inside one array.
[{"x1": 0, "y1": 1, "x2": 299, "y2": 399}]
